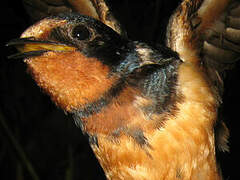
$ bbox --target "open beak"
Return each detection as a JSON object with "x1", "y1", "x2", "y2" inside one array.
[{"x1": 6, "y1": 37, "x2": 76, "y2": 59}]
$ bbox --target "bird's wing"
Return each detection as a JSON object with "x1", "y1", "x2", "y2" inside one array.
[
  {"x1": 166, "y1": 0, "x2": 240, "y2": 152},
  {"x1": 166, "y1": 0, "x2": 240, "y2": 96},
  {"x1": 22, "y1": 0, "x2": 125, "y2": 35}
]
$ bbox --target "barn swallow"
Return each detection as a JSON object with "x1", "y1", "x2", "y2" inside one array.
[{"x1": 7, "y1": 0, "x2": 240, "y2": 179}]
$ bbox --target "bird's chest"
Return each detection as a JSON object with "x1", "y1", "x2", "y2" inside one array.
[{"x1": 89, "y1": 63, "x2": 221, "y2": 180}]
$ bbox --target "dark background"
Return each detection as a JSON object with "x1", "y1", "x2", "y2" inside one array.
[{"x1": 0, "y1": 0, "x2": 239, "y2": 179}]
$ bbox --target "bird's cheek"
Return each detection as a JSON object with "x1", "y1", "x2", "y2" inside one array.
[{"x1": 25, "y1": 51, "x2": 117, "y2": 111}]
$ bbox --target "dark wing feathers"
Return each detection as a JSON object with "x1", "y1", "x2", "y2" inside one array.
[
  {"x1": 202, "y1": 1, "x2": 240, "y2": 152},
  {"x1": 167, "y1": 0, "x2": 240, "y2": 152},
  {"x1": 203, "y1": 1, "x2": 240, "y2": 96},
  {"x1": 23, "y1": 0, "x2": 125, "y2": 35}
]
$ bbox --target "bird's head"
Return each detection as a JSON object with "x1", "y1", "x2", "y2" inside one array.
[
  {"x1": 7, "y1": 13, "x2": 179, "y2": 128},
  {"x1": 7, "y1": 13, "x2": 129, "y2": 111}
]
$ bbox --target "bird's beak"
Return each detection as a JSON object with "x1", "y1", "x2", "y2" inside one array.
[{"x1": 6, "y1": 37, "x2": 76, "y2": 59}]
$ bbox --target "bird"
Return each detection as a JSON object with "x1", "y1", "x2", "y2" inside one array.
[{"x1": 7, "y1": 0, "x2": 240, "y2": 179}]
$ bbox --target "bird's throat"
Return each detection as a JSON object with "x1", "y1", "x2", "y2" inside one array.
[{"x1": 25, "y1": 50, "x2": 118, "y2": 112}]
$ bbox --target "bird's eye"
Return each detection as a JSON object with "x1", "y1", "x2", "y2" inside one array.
[{"x1": 72, "y1": 25, "x2": 91, "y2": 41}]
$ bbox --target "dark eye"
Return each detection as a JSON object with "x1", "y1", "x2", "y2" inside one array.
[{"x1": 72, "y1": 25, "x2": 90, "y2": 40}]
